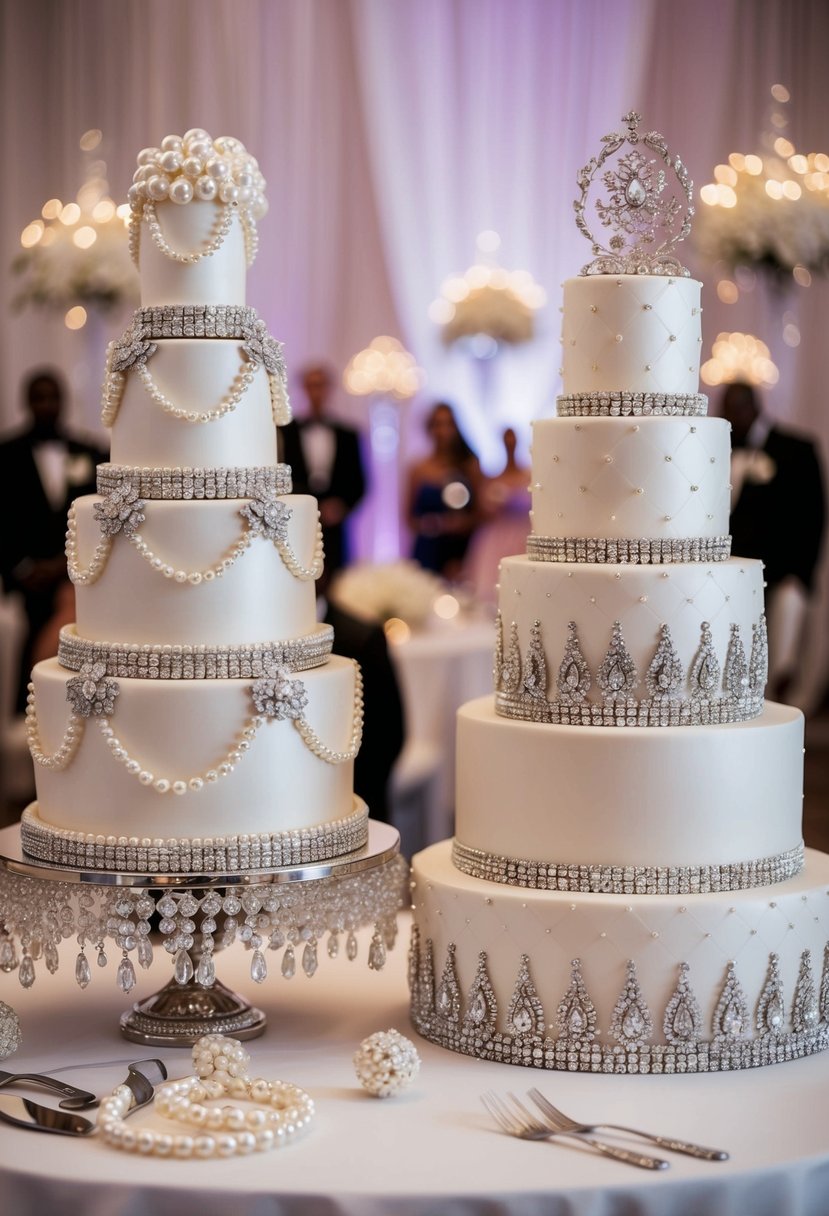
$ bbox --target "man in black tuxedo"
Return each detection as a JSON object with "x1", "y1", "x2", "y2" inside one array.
[
  {"x1": 0, "y1": 370, "x2": 107, "y2": 706},
  {"x1": 723, "y1": 381, "x2": 825, "y2": 696},
  {"x1": 279, "y1": 364, "x2": 366, "y2": 574}
]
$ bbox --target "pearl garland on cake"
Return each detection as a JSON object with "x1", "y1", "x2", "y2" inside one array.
[
  {"x1": 25, "y1": 687, "x2": 85, "y2": 770},
  {"x1": 65, "y1": 500, "x2": 325, "y2": 586},
  {"x1": 96, "y1": 1034, "x2": 314, "y2": 1157},
  {"x1": 134, "y1": 357, "x2": 258, "y2": 424},
  {"x1": 97, "y1": 713, "x2": 263, "y2": 795},
  {"x1": 294, "y1": 663, "x2": 364, "y2": 764}
]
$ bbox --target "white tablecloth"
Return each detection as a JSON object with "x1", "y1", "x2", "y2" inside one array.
[
  {"x1": 390, "y1": 617, "x2": 494, "y2": 842},
  {"x1": 2, "y1": 914, "x2": 829, "y2": 1215}
]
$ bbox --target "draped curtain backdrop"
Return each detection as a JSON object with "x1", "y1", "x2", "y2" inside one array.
[{"x1": 2, "y1": 0, "x2": 829, "y2": 696}]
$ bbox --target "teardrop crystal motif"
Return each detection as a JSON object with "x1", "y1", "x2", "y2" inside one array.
[
  {"x1": 622, "y1": 1005, "x2": 645, "y2": 1038},
  {"x1": 607, "y1": 662, "x2": 624, "y2": 691},
  {"x1": 196, "y1": 952, "x2": 216, "y2": 988},
  {"x1": 327, "y1": 932, "x2": 339, "y2": 958},
  {"x1": 174, "y1": 948, "x2": 194, "y2": 985},
  {"x1": 250, "y1": 949, "x2": 268, "y2": 983},
  {"x1": 281, "y1": 944, "x2": 296, "y2": 979},
  {"x1": 512, "y1": 1004, "x2": 533, "y2": 1034},
  {"x1": 75, "y1": 951, "x2": 91, "y2": 989},
  {"x1": 346, "y1": 931, "x2": 358, "y2": 961},
  {"x1": 18, "y1": 956, "x2": 35, "y2": 989},
  {"x1": 722, "y1": 1000, "x2": 743, "y2": 1037},
  {"x1": 302, "y1": 941, "x2": 319, "y2": 977},
  {"x1": 568, "y1": 1003, "x2": 586, "y2": 1035},
  {"x1": 625, "y1": 176, "x2": 647, "y2": 206},
  {"x1": 0, "y1": 938, "x2": 18, "y2": 972},
  {"x1": 672, "y1": 999, "x2": 695, "y2": 1039},
  {"x1": 117, "y1": 956, "x2": 136, "y2": 994},
  {"x1": 565, "y1": 661, "x2": 580, "y2": 689},
  {"x1": 437, "y1": 983, "x2": 452, "y2": 1015},
  {"x1": 768, "y1": 994, "x2": 783, "y2": 1028},
  {"x1": 699, "y1": 654, "x2": 716, "y2": 688},
  {"x1": 44, "y1": 941, "x2": 60, "y2": 975},
  {"x1": 368, "y1": 932, "x2": 386, "y2": 972},
  {"x1": 137, "y1": 936, "x2": 153, "y2": 969},
  {"x1": 97, "y1": 948, "x2": 108, "y2": 969},
  {"x1": 471, "y1": 991, "x2": 488, "y2": 1024}
]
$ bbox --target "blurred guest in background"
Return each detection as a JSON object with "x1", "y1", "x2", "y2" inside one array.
[
  {"x1": 280, "y1": 364, "x2": 366, "y2": 574},
  {"x1": 0, "y1": 370, "x2": 106, "y2": 706},
  {"x1": 407, "y1": 401, "x2": 482, "y2": 579},
  {"x1": 723, "y1": 380, "x2": 825, "y2": 700},
  {"x1": 464, "y1": 426, "x2": 530, "y2": 605}
]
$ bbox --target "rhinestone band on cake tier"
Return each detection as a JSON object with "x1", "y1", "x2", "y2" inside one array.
[
  {"x1": 22, "y1": 131, "x2": 370, "y2": 875},
  {"x1": 408, "y1": 111, "x2": 825, "y2": 1072}
]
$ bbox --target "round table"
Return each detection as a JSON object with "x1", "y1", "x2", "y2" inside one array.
[{"x1": 1, "y1": 913, "x2": 828, "y2": 1215}]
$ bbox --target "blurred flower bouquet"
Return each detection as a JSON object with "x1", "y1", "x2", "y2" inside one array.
[{"x1": 330, "y1": 561, "x2": 445, "y2": 627}]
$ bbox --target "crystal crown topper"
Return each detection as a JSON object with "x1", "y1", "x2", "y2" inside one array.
[{"x1": 575, "y1": 111, "x2": 694, "y2": 277}]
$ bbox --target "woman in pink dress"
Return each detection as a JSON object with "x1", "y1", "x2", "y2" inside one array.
[{"x1": 464, "y1": 427, "x2": 530, "y2": 607}]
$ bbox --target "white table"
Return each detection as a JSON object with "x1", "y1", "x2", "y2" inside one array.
[
  {"x1": 390, "y1": 616, "x2": 494, "y2": 843},
  {"x1": 2, "y1": 914, "x2": 829, "y2": 1215}
]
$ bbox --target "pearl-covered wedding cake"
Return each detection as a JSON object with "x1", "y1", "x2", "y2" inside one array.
[
  {"x1": 410, "y1": 113, "x2": 829, "y2": 1073},
  {"x1": 22, "y1": 130, "x2": 367, "y2": 875}
]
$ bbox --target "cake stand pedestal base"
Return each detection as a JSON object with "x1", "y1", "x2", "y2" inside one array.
[{"x1": 120, "y1": 974, "x2": 266, "y2": 1046}]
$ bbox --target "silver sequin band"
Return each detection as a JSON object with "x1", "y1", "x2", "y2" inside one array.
[
  {"x1": 451, "y1": 838, "x2": 805, "y2": 895},
  {"x1": 495, "y1": 689, "x2": 764, "y2": 727},
  {"x1": 20, "y1": 803, "x2": 369, "y2": 874},
  {"x1": 96, "y1": 463, "x2": 292, "y2": 500},
  {"x1": 527, "y1": 534, "x2": 732, "y2": 564},
  {"x1": 57, "y1": 625, "x2": 334, "y2": 679},
  {"x1": 133, "y1": 304, "x2": 258, "y2": 339},
  {"x1": 556, "y1": 391, "x2": 708, "y2": 417}
]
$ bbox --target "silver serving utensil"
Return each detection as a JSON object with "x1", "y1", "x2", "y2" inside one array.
[
  {"x1": 0, "y1": 1069, "x2": 97, "y2": 1111},
  {"x1": 0, "y1": 1093, "x2": 96, "y2": 1136},
  {"x1": 528, "y1": 1088, "x2": 729, "y2": 1161},
  {"x1": 482, "y1": 1091, "x2": 669, "y2": 1170}
]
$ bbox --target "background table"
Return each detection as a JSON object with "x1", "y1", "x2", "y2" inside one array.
[{"x1": 2, "y1": 914, "x2": 829, "y2": 1215}]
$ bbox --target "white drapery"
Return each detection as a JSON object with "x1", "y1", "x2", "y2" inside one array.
[{"x1": 2, "y1": 0, "x2": 829, "y2": 696}]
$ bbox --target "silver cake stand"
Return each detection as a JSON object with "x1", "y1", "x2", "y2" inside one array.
[{"x1": 0, "y1": 821, "x2": 402, "y2": 1046}]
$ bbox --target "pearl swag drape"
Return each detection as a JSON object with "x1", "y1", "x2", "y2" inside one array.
[{"x1": 2, "y1": 0, "x2": 829, "y2": 698}]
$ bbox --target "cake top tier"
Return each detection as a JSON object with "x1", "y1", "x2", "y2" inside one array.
[
  {"x1": 575, "y1": 111, "x2": 694, "y2": 278},
  {"x1": 127, "y1": 131, "x2": 267, "y2": 305}
]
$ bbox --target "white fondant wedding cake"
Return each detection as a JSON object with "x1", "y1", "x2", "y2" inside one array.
[
  {"x1": 410, "y1": 113, "x2": 829, "y2": 1073},
  {"x1": 22, "y1": 130, "x2": 367, "y2": 874}
]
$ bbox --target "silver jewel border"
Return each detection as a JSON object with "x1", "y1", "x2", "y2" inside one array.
[
  {"x1": 527, "y1": 535, "x2": 732, "y2": 564},
  {"x1": 57, "y1": 625, "x2": 334, "y2": 680},
  {"x1": 20, "y1": 803, "x2": 369, "y2": 874},
  {"x1": 133, "y1": 304, "x2": 258, "y2": 340},
  {"x1": 496, "y1": 689, "x2": 764, "y2": 727},
  {"x1": 556, "y1": 392, "x2": 708, "y2": 418},
  {"x1": 451, "y1": 839, "x2": 805, "y2": 895},
  {"x1": 409, "y1": 929, "x2": 829, "y2": 1074},
  {"x1": 96, "y1": 464, "x2": 292, "y2": 501}
]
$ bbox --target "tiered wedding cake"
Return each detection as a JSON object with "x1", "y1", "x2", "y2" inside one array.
[
  {"x1": 410, "y1": 114, "x2": 829, "y2": 1073},
  {"x1": 22, "y1": 130, "x2": 367, "y2": 875}
]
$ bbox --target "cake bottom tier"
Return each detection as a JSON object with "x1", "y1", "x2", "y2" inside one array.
[
  {"x1": 26, "y1": 654, "x2": 365, "y2": 871},
  {"x1": 410, "y1": 840, "x2": 829, "y2": 1072}
]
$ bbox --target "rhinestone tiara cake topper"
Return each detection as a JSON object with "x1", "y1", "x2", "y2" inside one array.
[{"x1": 575, "y1": 111, "x2": 694, "y2": 277}]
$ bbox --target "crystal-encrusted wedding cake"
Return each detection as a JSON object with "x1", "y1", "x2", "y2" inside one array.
[
  {"x1": 410, "y1": 114, "x2": 829, "y2": 1073},
  {"x1": 22, "y1": 130, "x2": 367, "y2": 874}
]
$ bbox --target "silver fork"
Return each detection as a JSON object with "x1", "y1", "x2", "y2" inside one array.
[
  {"x1": 481, "y1": 1092, "x2": 668, "y2": 1170},
  {"x1": 528, "y1": 1088, "x2": 729, "y2": 1162}
]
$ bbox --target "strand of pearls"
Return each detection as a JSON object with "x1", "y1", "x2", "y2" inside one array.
[
  {"x1": 101, "y1": 345, "x2": 126, "y2": 426},
  {"x1": 25, "y1": 686, "x2": 85, "y2": 770},
  {"x1": 128, "y1": 529, "x2": 253, "y2": 584},
  {"x1": 239, "y1": 210, "x2": 258, "y2": 268},
  {"x1": 293, "y1": 662, "x2": 364, "y2": 764},
  {"x1": 97, "y1": 714, "x2": 264, "y2": 796},
  {"x1": 96, "y1": 1035, "x2": 313, "y2": 1158},
  {"x1": 275, "y1": 519, "x2": 325, "y2": 581},
  {"x1": 135, "y1": 357, "x2": 257, "y2": 424},
  {"x1": 65, "y1": 504, "x2": 113, "y2": 586},
  {"x1": 268, "y1": 370, "x2": 292, "y2": 425},
  {"x1": 132, "y1": 200, "x2": 236, "y2": 266}
]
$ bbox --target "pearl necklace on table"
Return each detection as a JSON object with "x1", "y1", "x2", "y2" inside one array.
[{"x1": 97, "y1": 1034, "x2": 314, "y2": 1158}]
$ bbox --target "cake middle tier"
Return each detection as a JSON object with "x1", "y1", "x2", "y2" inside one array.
[
  {"x1": 530, "y1": 416, "x2": 731, "y2": 544},
  {"x1": 72, "y1": 493, "x2": 319, "y2": 645},
  {"x1": 28, "y1": 653, "x2": 360, "y2": 845},
  {"x1": 497, "y1": 554, "x2": 765, "y2": 719},
  {"x1": 456, "y1": 695, "x2": 803, "y2": 880},
  {"x1": 108, "y1": 338, "x2": 277, "y2": 468}
]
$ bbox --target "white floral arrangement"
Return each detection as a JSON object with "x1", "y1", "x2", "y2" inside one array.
[
  {"x1": 430, "y1": 235, "x2": 546, "y2": 349},
  {"x1": 330, "y1": 561, "x2": 446, "y2": 627},
  {"x1": 13, "y1": 206, "x2": 138, "y2": 317},
  {"x1": 697, "y1": 149, "x2": 829, "y2": 281}
]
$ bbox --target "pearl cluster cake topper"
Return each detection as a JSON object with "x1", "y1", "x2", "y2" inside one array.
[
  {"x1": 574, "y1": 111, "x2": 694, "y2": 277},
  {"x1": 127, "y1": 129, "x2": 267, "y2": 267}
]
